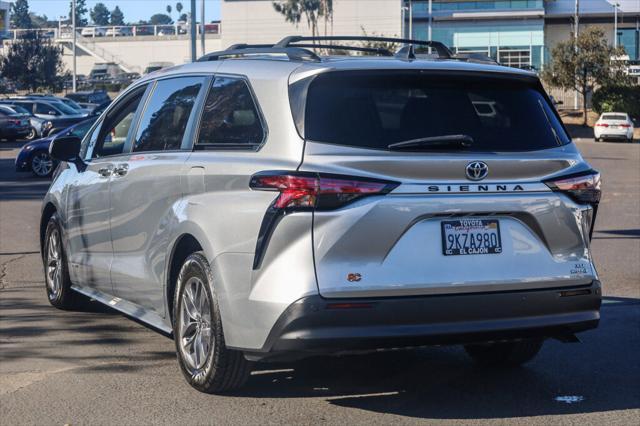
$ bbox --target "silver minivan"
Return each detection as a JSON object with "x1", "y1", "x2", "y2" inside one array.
[{"x1": 42, "y1": 37, "x2": 602, "y2": 393}]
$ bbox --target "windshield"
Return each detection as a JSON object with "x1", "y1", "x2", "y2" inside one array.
[
  {"x1": 61, "y1": 98, "x2": 83, "y2": 110},
  {"x1": 69, "y1": 119, "x2": 96, "y2": 137},
  {"x1": 50, "y1": 101, "x2": 78, "y2": 115},
  {"x1": 12, "y1": 105, "x2": 30, "y2": 115},
  {"x1": 304, "y1": 71, "x2": 570, "y2": 152}
]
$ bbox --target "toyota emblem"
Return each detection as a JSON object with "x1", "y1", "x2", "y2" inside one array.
[{"x1": 465, "y1": 161, "x2": 489, "y2": 181}]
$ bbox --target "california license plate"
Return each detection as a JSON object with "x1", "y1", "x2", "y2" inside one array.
[{"x1": 441, "y1": 219, "x2": 502, "y2": 256}]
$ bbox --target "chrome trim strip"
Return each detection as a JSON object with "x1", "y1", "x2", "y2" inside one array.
[
  {"x1": 71, "y1": 285, "x2": 172, "y2": 335},
  {"x1": 393, "y1": 182, "x2": 550, "y2": 194}
]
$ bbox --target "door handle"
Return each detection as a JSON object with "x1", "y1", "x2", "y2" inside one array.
[
  {"x1": 113, "y1": 163, "x2": 129, "y2": 177},
  {"x1": 98, "y1": 166, "x2": 112, "y2": 177}
]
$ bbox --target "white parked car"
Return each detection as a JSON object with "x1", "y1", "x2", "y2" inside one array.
[
  {"x1": 80, "y1": 27, "x2": 107, "y2": 37},
  {"x1": 594, "y1": 112, "x2": 635, "y2": 142}
]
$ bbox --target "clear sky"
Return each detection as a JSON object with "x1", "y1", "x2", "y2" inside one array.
[{"x1": 27, "y1": 0, "x2": 221, "y2": 23}]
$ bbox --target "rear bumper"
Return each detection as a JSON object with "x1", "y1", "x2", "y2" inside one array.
[
  {"x1": 243, "y1": 281, "x2": 601, "y2": 361},
  {"x1": 2, "y1": 127, "x2": 30, "y2": 139}
]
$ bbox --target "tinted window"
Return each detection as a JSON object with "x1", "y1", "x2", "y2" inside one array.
[
  {"x1": 133, "y1": 76, "x2": 204, "y2": 152},
  {"x1": 196, "y1": 77, "x2": 264, "y2": 148},
  {"x1": 35, "y1": 103, "x2": 59, "y2": 115},
  {"x1": 92, "y1": 88, "x2": 146, "y2": 158},
  {"x1": 305, "y1": 72, "x2": 570, "y2": 152},
  {"x1": 602, "y1": 114, "x2": 627, "y2": 121}
]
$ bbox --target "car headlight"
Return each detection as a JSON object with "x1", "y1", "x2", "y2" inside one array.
[{"x1": 44, "y1": 121, "x2": 53, "y2": 130}]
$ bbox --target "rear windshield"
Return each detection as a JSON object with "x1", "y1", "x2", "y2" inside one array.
[
  {"x1": 304, "y1": 72, "x2": 570, "y2": 152},
  {"x1": 602, "y1": 114, "x2": 627, "y2": 121}
]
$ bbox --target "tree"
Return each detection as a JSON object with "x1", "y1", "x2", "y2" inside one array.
[
  {"x1": 542, "y1": 27, "x2": 630, "y2": 126},
  {"x1": 166, "y1": 5, "x2": 173, "y2": 16},
  {"x1": 272, "y1": 0, "x2": 333, "y2": 37},
  {"x1": 90, "y1": 2, "x2": 111, "y2": 26},
  {"x1": 110, "y1": 6, "x2": 125, "y2": 26},
  {"x1": 30, "y1": 13, "x2": 58, "y2": 28},
  {"x1": 176, "y1": 2, "x2": 183, "y2": 14},
  {"x1": 69, "y1": 0, "x2": 89, "y2": 27},
  {"x1": 0, "y1": 31, "x2": 66, "y2": 92},
  {"x1": 149, "y1": 13, "x2": 173, "y2": 25},
  {"x1": 10, "y1": 0, "x2": 32, "y2": 29},
  {"x1": 179, "y1": 13, "x2": 188, "y2": 22}
]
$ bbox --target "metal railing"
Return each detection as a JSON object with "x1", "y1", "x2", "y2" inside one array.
[{"x1": 4, "y1": 22, "x2": 221, "y2": 41}]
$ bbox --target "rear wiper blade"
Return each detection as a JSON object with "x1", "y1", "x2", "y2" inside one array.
[{"x1": 388, "y1": 134, "x2": 474, "y2": 151}]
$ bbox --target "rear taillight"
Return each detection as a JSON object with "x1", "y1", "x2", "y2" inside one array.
[
  {"x1": 595, "y1": 123, "x2": 609, "y2": 127},
  {"x1": 545, "y1": 171, "x2": 601, "y2": 241},
  {"x1": 250, "y1": 172, "x2": 399, "y2": 210},
  {"x1": 620, "y1": 124, "x2": 631, "y2": 128},
  {"x1": 250, "y1": 172, "x2": 398, "y2": 270},
  {"x1": 544, "y1": 171, "x2": 601, "y2": 204},
  {"x1": 10, "y1": 119, "x2": 21, "y2": 125}
]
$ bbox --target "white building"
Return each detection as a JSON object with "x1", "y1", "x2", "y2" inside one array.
[{"x1": 221, "y1": 0, "x2": 402, "y2": 48}]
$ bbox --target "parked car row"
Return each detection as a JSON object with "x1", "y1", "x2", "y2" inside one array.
[{"x1": 0, "y1": 91, "x2": 111, "y2": 143}]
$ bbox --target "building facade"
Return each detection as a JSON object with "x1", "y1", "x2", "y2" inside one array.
[
  {"x1": 408, "y1": 0, "x2": 640, "y2": 72},
  {"x1": 221, "y1": 0, "x2": 402, "y2": 47}
]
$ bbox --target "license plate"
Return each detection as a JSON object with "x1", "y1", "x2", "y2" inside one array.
[
  {"x1": 441, "y1": 219, "x2": 502, "y2": 256},
  {"x1": 610, "y1": 125, "x2": 618, "y2": 129}
]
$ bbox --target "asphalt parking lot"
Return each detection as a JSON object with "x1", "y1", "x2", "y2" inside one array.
[{"x1": 1, "y1": 139, "x2": 638, "y2": 425}]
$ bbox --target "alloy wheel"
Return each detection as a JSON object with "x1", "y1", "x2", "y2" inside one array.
[
  {"x1": 32, "y1": 152, "x2": 53, "y2": 177},
  {"x1": 46, "y1": 228, "x2": 62, "y2": 300},
  {"x1": 178, "y1": 277, "x2": 213, "y2": 372}
]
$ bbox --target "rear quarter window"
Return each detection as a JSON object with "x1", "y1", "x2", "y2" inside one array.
[{"x1": 304, "y1": 71, "x2": 570, "y2": 152}]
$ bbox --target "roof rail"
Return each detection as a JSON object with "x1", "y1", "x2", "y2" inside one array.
[
  {"x1": 198, "y1": 46, "x2": 321, "y2": 62},
  {"x1": 452, "y1": 52, "x2": 500, "y2": 65},
  {"x1": 275, "y1": 35, "x2": 454, "y2": 59},
  {"x1": 198, "y1": 35, "x2": 463, "y2": 63}
]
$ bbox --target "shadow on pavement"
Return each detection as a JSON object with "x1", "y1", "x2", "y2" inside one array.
[{"x1": 233, "y1": 296, "x2": 640, "y2": 419}]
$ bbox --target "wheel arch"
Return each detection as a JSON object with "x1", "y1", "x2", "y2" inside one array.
[
  {"x1": 166, "y1": 233, "x2": 204, "y2": 324},
  {"x1": 40, "y1": 202, "x2": 58, "y2": 258}
]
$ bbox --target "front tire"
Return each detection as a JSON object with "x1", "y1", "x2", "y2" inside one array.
[
  {"x1": 173, "y1": 252, "x2": 251, "y2": 393},
  {"x1": 31, "y1": 151, "x2": 54, "y2": 177},
  {"x1": 464, "y1": 339, "x2": 543, "y2": 367},
  {"x1": 43, "y1": 214, "x2": 79, "y2": 310}
]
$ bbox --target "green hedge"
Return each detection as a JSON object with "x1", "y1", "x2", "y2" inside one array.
[{"x1": 592, "y1": 85, "x2": 640, "y2": 118}]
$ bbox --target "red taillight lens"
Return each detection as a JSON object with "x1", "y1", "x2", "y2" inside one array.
[
  {"x1": 595, "y1": 123, "x2": 609, "y2": 127},
  {"x1": 10, "y1": 119, "x2": 21, "y2": 125},
  {"x1": 620, "y1": 124, "x2": 631, "y2": 128},
  {"x1": 544, "y1": 171, "x2": 601, "y2": 204},
  {"x1": 250, "y1": 172, "x2": 399, "y2": 210}
]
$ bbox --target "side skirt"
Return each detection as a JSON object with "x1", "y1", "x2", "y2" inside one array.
[{"x1": 71, "y1": 285, "x2": 173, "y2": 336}]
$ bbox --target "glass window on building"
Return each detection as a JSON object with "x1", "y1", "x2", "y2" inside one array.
[{"x1": 618, "y1": 28, "x2": 639, "y2": 61}]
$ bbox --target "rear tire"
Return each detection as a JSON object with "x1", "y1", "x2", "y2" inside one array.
[
  {"x1": 25, "y1": 127, "x2": 38, "y2": 141},
  {"x1": 464, "y1": 339, "x2": 543, "y2": 367},
  {"x1": 173, "y1": 252, "x2": 252, "y2": 393},
  {"x1": 43, "y1": 214, "x2": 81, "y2": 310}
]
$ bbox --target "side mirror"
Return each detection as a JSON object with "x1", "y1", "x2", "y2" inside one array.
[{"x1": 49, "y1": 135, "x2": 81, "y2": 163}]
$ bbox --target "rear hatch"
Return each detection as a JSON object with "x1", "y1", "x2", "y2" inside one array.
[{"x1": 295, "y1": 70, "x2": 599, "y2": 298}]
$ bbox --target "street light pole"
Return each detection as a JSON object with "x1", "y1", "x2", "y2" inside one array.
[
  {"x1": 201, "y1": 0, "x2": 206, "y2": 55},
  {"x1": 190, "y1": 0, "x2": 197, "y2": 61},
  {"x1": 613, "y1": 2, "x2": 619, "y2": 48},
  {"x1": 409, "y1": 0, "x2": 413, "y2": 39},
  {"x1": 72, "y1": 0, "x2": 77, "y2": 93},
  {"x1": 428, "y1": 0, "x2": 432, "y2": 41},
  {"x1": 574, "y1": 0, "x2": 579, "y2": 110}
]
